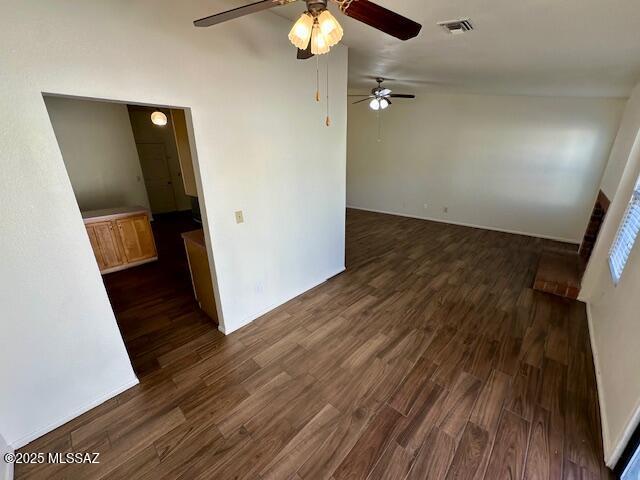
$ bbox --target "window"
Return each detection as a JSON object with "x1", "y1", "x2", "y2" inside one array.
[{"x1": 609, "y1": 179, "x2": 640, "y2": 284}]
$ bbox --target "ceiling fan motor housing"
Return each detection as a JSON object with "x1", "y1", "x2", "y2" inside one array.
[
  {"x1": 372, "y1": 78, "x2": 385, "y2": 96},
  {"x1": 305, "y1": 0, "x2": 328, "y2": 15}
]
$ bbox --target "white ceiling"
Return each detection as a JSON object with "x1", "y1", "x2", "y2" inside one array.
[{"x1": 272, "y1": 0, "x2": 640, "y2": 97}]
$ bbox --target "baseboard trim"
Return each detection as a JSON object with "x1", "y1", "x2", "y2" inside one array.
[
  {"x1": 219, "y1": 267, "x2": 346, "y2": 335},
  {"x1": 346, "y1": 205, "x2": 580, "y2": 245},
  {"x1": 585, "y1": 303, "x2": 613, "y2": 466},
  {"x1": 9, "y1": 377, "x2": 139, "y2": 450},
  {"x1": 609, "y1": 395, "x2": 640, "y2": 469},
  {"x1": 586, "y1": 302, "x2": 640, "y2": 469}
]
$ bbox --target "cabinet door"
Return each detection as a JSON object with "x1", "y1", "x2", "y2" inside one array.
[
  {"x1": 171, "y1": 108, "x2": 198, "y2": 196},
  {"x1": 85, "y1": 224, "x2": 106, "y2": 270},
  {"x1": 184, "y1": 239, "x2": 218, "y2": 322},
  {"x1": 116, "y1": 215, "x2": 157, "y2": 263},
  {"x1": 86, "y1": 221, "x2": 125, "y2": 271}
]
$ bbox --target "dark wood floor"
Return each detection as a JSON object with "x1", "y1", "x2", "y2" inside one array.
[
  {"x1": 103, "y1": 211, "x2": 215, "y2": 377},
  {"x1": 16, "y1": 209, "x2": 611, "y2": 480}
]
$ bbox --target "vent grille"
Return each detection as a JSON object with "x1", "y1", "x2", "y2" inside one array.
[{"x1": 438, "y1": 18, "x2": 474, "y2": 35}]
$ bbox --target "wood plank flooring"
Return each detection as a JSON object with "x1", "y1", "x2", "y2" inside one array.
[{"x1": 15, "y1": 209, "x2": 612, "y2": 479}]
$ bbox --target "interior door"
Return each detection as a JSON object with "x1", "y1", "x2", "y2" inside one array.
[{"x1": 137, "y1": 143, "x2": 177, "y2": 213}]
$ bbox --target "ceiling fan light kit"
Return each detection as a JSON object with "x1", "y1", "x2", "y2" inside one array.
[
  {"x1": 311, "y1": 20, "x2": 330, "y2": 54},
  {"x1": 369, "y1": 98, "x2": 388, "y2": 110},
  {"x1": 288, "y1": 12, "x2": 314, "y2": 49},
  {"x1": 288, "y1": 8, "x2": 343, "y2": 55},
  {"x1": 317, "y1": 10, "x2": 343, "y2": 47}
]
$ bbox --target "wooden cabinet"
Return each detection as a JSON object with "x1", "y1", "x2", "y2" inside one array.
[
  {"x1": 171, "y1": 108, "x2": 198, "y2": 197},
  {"x1": 86, "y1": 221, "x2": 125, "y2": 271},
  {"x1": 116, "y1": 215, "x2": 157, "y2": 263},
  {"x1": 83, "y1": 207, "x2": 157, "y2": 274},
  {"x1": 182, "y1": 229, "x2": 218, "y2": 323}
]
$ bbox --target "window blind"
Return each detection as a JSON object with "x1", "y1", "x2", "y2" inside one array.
[{"x1": 609, "y1": 186, "x2": 640, "y2": 284}]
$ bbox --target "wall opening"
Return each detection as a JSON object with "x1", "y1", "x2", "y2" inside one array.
[{"x1": 43, "y1": 93, "x2": 224, "y2": 375}]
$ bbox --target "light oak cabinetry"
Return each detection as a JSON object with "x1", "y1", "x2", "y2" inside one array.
[
  {"x1": 182, "y1": 229, "x2": 218, "y2": 323},
  {"x1": 86, "y1": 221, "x2": 125, "y2": 271},
  {"x1": 171, "y1": 108, "x2": 198, "y2": 197},
  {"x1": 83, "y1": 206, "x2": 157, "y2": 274},
  {"x1": 116, "y1": 215, "x2": 157, "y2": 263}
]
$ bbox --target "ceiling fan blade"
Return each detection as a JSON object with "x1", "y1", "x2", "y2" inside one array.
[
  {"x1": 348, "y1": 94, "x2": 372, "y2": 97},
  {"x1": 194, "y1": 0, "x2": 294, "y2": 27},
  {"x1": 297, "y1": 48, "x2": 314, "y2": 60},
  {"x1": 352, "y1": 96, "x2": 374, "y2": 104},
  {"x1": 389, "y1": 94, "x2": 416, "y2": 98},
  {"x1": 337, "y1": 0, "x2": 422, "y2": 40},
  {"x1": 379, "y1": 88, "x2": 392, "y2": 96},
  {"x1": 297, "y1": 38, "x2": 314, "y2": 60}
]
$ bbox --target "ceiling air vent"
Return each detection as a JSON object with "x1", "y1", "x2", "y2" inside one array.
[{"x1": 438, "y1": 18, "x2": 474, "y2": 35}]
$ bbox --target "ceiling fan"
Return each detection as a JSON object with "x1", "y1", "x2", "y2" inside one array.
[
  {"x1": 349, "y1": 78, "x2": 416, "y2": 110},
  {"x1": 194, "y1": 0, "x2": 422, "y2": 59}
]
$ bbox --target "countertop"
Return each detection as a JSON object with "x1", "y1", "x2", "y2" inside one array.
[
  {"x1": 181, "y1": 229, "x2": 206, "y2": 248},
  {"x1": 82, "y1": 206, "x2": 150, "y2": 223}
]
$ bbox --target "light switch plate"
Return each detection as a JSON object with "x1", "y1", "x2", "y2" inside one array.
[{"x1": 235, "y1": 210, "x2": 244, "y2": 224}]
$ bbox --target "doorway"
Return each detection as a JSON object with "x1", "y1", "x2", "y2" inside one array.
[
  {"x1": 127, "y1": 105, "x2": 193, "y2": 215},
  {"x1": 43, "y1": 94, "x2": 221, "y2": 375}
]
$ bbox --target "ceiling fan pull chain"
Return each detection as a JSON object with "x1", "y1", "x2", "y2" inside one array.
[
  {"x1": 326, "y1": 56, "x2": 331, "y2": 127},
  {"x1": 315, "y1": 55, "x2": 320, "y2": 102}
]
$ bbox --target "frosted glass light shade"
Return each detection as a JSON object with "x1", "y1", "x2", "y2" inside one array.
[
  {"x1": 288, "y1": 12, "x2": 314, "y2": 49},
  {"x1": 311, "y1": 22, "x2": 330, "y2": 55},
  {"x1": 369, "y1": 99, "x2": 380, "y2": 110},
  {"x1": 379, "y1": 98, "x2": 389, "y2": 109},
  {"x1": 317, "y1": 10, "x2": 343, "y2": 47},
  {"x1": 150, "y1": 111, "x2": 167, "y2": 126}
]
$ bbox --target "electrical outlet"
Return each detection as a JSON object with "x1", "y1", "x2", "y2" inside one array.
[
  {"x1": 443, "y1": 206, "x2": 448, "y2": 214},
  {"x1": 235, "y1": 210, "x2": 244, "y2": 224},
  {"x1": 423, "y1": 203, "x2": 429, "y2": 210}
]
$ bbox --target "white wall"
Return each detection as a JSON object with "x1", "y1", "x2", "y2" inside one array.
[
  {"x1": 44, "y1": 96, "x2": 151, "y2": 212},
  {"x1": 0, "y1": 433, "x2": 13, "y2": 480},
  {"x1": 0, "y1": 0, "x2": 346, "y2": 449},
  {"x1": 347, "y1": 93, "x2": 625, "y2": 243},
  {"x1": 598, "y1": 85, "x2": 640, "y2": 200},
  {"x1": 580, "y1": 82, "x2": 640, "y2": 467}
]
